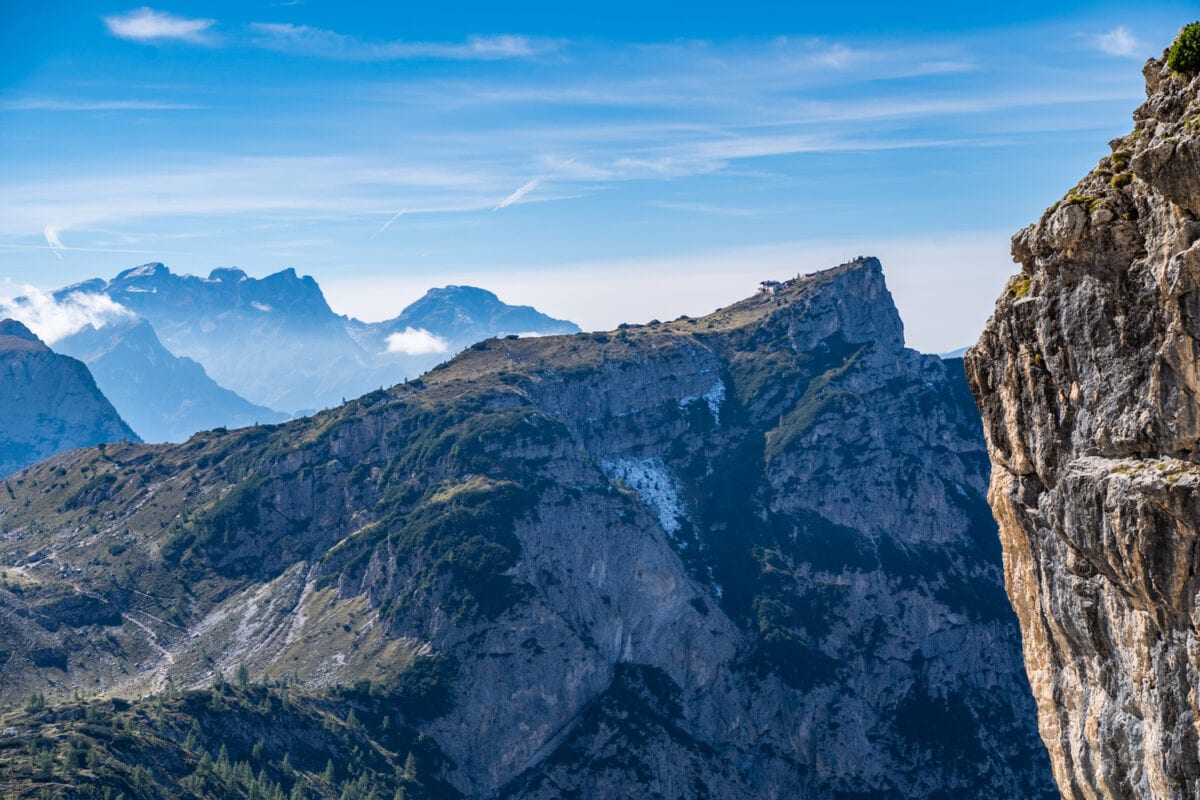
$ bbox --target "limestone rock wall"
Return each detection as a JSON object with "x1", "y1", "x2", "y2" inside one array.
[{"x1": 968, "y1": 51, "x2": 1200, "y2": 799}]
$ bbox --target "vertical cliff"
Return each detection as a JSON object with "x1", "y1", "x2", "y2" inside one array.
[{"x1": 968, "y1": 41, "x2": 1200, "y2": 799}]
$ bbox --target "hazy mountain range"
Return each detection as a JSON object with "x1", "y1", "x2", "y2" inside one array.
[
  {"x1": 54, "y1": 318, "x2": 289, "y2": 445},
  {"x1": 0, "y1": 264, "x2": 582, "y2": 447},
  {"x1": 55, "y1": 264, "x2": 579, "y2": 415}
]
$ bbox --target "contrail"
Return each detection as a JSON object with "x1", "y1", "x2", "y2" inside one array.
[
  {"x1": 494, "y1": 178, "x2": 540, "y2": 210},
  {"x1": 371, "y1": 208, "x2": 407, "y2": 239}
]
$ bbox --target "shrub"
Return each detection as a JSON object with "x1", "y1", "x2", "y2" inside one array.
[{"x1": 1168, "y1": 22, "x2": 1200, "y2": 73}]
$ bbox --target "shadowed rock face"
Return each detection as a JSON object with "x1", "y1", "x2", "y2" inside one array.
[
  {"x1": 1, "y1": 260, "x2": 1052, "y2": 798},
  {"x1": 968, "y1": 50, "x2": 1200, "y2": 799},
  {"x1": 0, "y1": 319, "x2": 139, "y2": 477}
]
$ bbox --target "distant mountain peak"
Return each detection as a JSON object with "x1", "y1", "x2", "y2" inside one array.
[
  {"x1": 116, "y1": 262, "x2": 169, "y2": 281},
  {"x1": 384, "y1": 283, "x2": 580, "y2": 346},
  {"x1": 0, "y1": 318, "x2": 43, "y2": 345},
  {"x1": 208, "y1": 267, "x2": 248, "y2": 282}
]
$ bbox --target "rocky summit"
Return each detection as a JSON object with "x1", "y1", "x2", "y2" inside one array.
[
  {"x1": 0, "y1": 319, "x2": 138, "y2": 478},
  {"x1": 968, "y1": 44, "x2": 1200, "y2": 799},
  {"x1": 0, "y1": 259, "x2": 1052, "y2": 798}
]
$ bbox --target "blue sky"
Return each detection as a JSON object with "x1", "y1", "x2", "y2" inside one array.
[{"x1": 0, "y1": 2, "x2": 1195, "y2": 351}]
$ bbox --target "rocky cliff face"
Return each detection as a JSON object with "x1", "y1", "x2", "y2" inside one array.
[
  {"x1": 968, "y1": 49, "x2": 1200, "y2": 799},
  {"x1": 1, "y1": 261, "x2": 1052, "y2": 798},
  {"x1": 0, "y1": 319, "x2": 139, "y2": 477}
]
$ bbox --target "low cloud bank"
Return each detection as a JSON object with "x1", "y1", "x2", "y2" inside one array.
[
  {"x1": 385, "y1": 327, "x2": 450, "y2": 355},
  {"x1": 0, "y1": 287, "x2": 134, "y2": 344}
]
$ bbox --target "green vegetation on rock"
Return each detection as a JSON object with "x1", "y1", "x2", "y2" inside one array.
[
  {"x1": 0, "y1": 680, "x2": 460, "y2": 800},
  {"x1": 1168, "y1": 22, "x2": 1200, "y2": 73}
]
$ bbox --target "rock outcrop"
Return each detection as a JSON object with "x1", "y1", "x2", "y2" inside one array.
[
  {"x1": 968, "y1": 46, "x2": 1200, "y2": 799},
  {"x1": 2, "y1": 261, "x2": 1053, "y2": 797},
  {"x1": 0, "y1": 319, "x2": 139, "y2": 477}
]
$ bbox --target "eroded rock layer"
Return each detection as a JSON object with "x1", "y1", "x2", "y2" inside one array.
[{"x1": 968, "y1": 52, "x2": 1200, "y2": 799}]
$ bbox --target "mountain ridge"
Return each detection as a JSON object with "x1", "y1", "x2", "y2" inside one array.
[
  {"x1": 0, "y1": 319, "x2": 140, "y2": 478},
  {"x1": 0, "y1": 257, "x2": 1053, "y2": 798}
]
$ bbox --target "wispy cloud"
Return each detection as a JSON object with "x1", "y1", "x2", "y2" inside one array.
[
  {"x1": 0, "y1": 23, "x2": 1149, "y2": 249},
  {"x1": 494, "y1": 179, "x2": 541, "y2": 210},
  {"x1": 811, "y1": 43, "x2": 856, "y2": 69},
  {"x1": 1087, "y1": 26, "x2": 1146, "y2": 58},
  {"x1": 650, "y1": 201, "x2": 757, "y2": 217},
  {"x1": 103, "y1": 7, "x2": 216, "y2": 44},
  {"x1": 1, "y1": 97, "x2": 201, "y2": 111},
  {"x1": 43, "y1": 226, "x2": 65, "y2": 260},
  {"x1": 249, "y1": 23, "x2": 551, "y2": 61}
]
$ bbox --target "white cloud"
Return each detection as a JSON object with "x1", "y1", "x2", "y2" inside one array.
[
  {"x1": 1089, "y1": 26, "x2": 1144, "y2": 58},
  {"x1": 494, "y1": 178, "x2": 540, "y2": 210},
  {"x1": 43, "y1": 225, "x2": 65, "y2": 260},
  {"x1": 811, "y1": 44, "x2": 856, "y2": 69},
  {"x1": 385, "y1": 327, "x2": 450, "y2": 355},
  {"x1": 250, "y1": 23, "x2": 550, "y2": 60},
  {"x1": 1, "y1": 98, "x2": 201, "y2": 111},
  {"x1": 0, "y1": 287, "x2": 135, "y2": 345},
  {"x1": 103, "y1": 7, "x2": 216, "y2": 44}
]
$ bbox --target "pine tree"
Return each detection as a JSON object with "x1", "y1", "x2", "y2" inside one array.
[
  {"x1": 184, "y1": 721, "x2": 201, "y2": 752},
  {"x1": 216, "y1": 744, "x2": 232, "y2": 779}
]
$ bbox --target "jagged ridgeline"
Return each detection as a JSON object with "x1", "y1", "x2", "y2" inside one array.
[
  {"x1": 0, "y1": 259, "x2": 1054, "y2": 799},
  {"x1": 969, "y1": 29, "x2": 1200, "y2": 799}
]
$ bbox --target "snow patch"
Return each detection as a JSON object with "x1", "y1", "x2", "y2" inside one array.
[
  {"x1": 703, "y1": 380, "x2": 726, "y2": 422},
  {"x1": 602, "y1": 457, "x2": 687, "y2": 534},
  {"x1": 679, "y1": 379, "x2": 726, "y2": 425}
]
